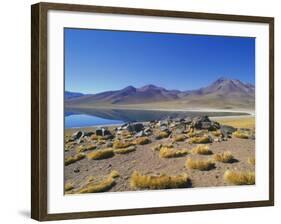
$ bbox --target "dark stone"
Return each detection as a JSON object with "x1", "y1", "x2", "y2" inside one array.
[
  {"x1": 135, "y1": 130, "x2": 146, "y2": 137},
  {"x1": 71, "y1": 131, "x2": 84, "y2": 140},
  {"x1": 220, "y1": 125, "x2": 237, "y2": 137},
  {"x1": 125, "y1": 123, "x2": 144, "y2": 133},
  {"x1": 96, "y1": 128, "x2": 112, "y2": 136},
  {"x1": 74, "y1": 167, "x2": 80, "y2": 173},
  {"x1": 84, "y1": 131, "x2": 94, "y2": 137}
]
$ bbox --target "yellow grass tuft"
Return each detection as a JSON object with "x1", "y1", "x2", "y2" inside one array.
[
  {"x1": 191, "y1": 145, "x2": 212, "y2": 155},
  {"x1": 87, "y1": 148, "x2": 114, "y2": 160},
  {"x1": 110, "y1": 170, "x2": 120, "y2": 178},
  {"x1": 173, "y1": 134, "x2": 186, "y2": 142},
  {"x1": 188, "y1": 135, "x2": 211, "y2": 144},
  {"x1": 155, "y1": 131, "x2": 170, "y2": 139},
  {"x1": 185, "y1": 158, "x2": 215, "y2": 171},
  {"x1": 134, "y1": 137, "x2": 151, "y2": 145},
  {"x1": 79, "y1": 176, "x2": 116, "y2": 193},
  {"x1": 64, "y1": 182, "x2": 74, "y2": 191},
  {"x1": 224, "y1": 170, "x2": 255, "y2": 185},
  {"x1": 212, "y1": 130, "x2": 222, "y2": 137},
  {"x1": 213, "y1": 151, "x2": 234, "y2": 163},
  {"x1": 159, "y1": 147, "x2": 189, "y2": 158},
  {"x1": 187, "y1": 130, "x2": 208, "y2": 138},
  {"x1": 76, "y1": 144, "x2": 96, "y2": 153},
  {"x1": 114, "y1": 146, "x2": 136, "y2": 154},
  {"x1": 113, "y1": 140, "x2": 135, "y2": 149},
  {"x1": 247, "y1": 157, "x2": 255, "y2": 166},
  {"x1": 130, "y1": 171, "x2": 190, "y2": 189},
  {"x1": 232, "y1": 130, "x2": 250, "y2": 139},
  {"x1": 65, "y1": 153, "x2": 85, "y2": 166}
]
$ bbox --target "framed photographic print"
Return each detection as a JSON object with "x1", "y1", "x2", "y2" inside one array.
[{"x1": 31, "y1": 2, "x2": 274, "y2": 221}]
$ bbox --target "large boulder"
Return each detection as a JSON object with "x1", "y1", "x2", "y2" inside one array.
[
  {"x1": 96, "y1": 127, "x2": 112, "y2": 136},
  {"x1": 124, "y1": 123, "x2": 144, "y2": 133},
  {"x1": 220, "y1": 125, "x2": 237, "y2": 137},
  {"x1": 71, "y1": 131, "x2": 84, "y2": 140},
  {"x1": 191, "y1": 116, "x2": 220, "y2": 130}
]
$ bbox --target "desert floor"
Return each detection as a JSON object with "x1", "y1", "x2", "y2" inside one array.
[{"x1": 64, "y1": 117, "x2": 255, "y2": 193}]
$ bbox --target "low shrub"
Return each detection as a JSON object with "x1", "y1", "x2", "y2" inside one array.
[
  {"x1": 185, "y1": 158, "x2": 215, "y2": 171},
  {"x1": 87, "y1": 148, "x2": 114, "y2": 160},
  {"x1": 159, "y1": 147, "x2": 189, "y2": 158},
  {"x1": 79, "y1": 176, "x2": 116, "y2": 193},
  {"x1": 64, "y1": 182, "x2": 74, "y2": 191},
  {"x1": 188, "y1": 135, "x2": 211, "y2": 144},
  {"x1": 213, "y1": 151, "x2": 235, "y2": 163},
  {"x1": 134, "y1": 137, "x2": 151, "y2": 145},
  {"x1": 172, "y1": 134, "x2": 186, "y2": 142},
  {"x1": 113, "y1": 140, "x2": 135, "y2": 149},
  {"x1": 130, "y1": 171, "x2": 190, "y2": 189},
  {"x1": 109, "y1": 170, "x2": 120, "y2": 178},
  {"x1": 114, "y1": 146, "x2": 136, "y2": 154},
  {"x1": 155, "y1": 131, "x2": 170, "y2": 140},
  {"x1": 76, "y1": 144, "x2": 96, "y2": 153},
  {"x1": 232, "y1": 130, "x2": 250, "y2": 139},
  {"x1": 191, "y1": 145, "x2": 212, "y2": 155},
  {"x1": 224, "y1": 170, "x2": 255, "y2": 185},
  {"x1": 65, "y1": 153, "x2": 85, "y2": 166}
]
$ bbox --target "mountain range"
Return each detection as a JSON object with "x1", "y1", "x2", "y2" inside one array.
[{"x1": 65, "y1": 77, "x2": 255, "y2": 110}]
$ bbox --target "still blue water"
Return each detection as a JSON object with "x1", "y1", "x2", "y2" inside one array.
[
  {"x1": 65, "y1": 114, "x2": 123, "y2": 128},
  {"x1": 65, "y1": 108, "x2": 249, "y2": 129}
]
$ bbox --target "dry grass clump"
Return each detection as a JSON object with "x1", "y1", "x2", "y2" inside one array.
[
  {"x1": 65, "y1": 153, "x2": 85, "y2": 166},
  {"x1": 114, "y1": 146, "x2": 136, "y2": 154},
  {"x1": 109, "y1": 170, "x2": 120, "y2": 178},
  {"x1": 64, "y1": 182, "x2": 74, "y2": 191},
  {"x1": 212, "y1": 130, "x2": 222, "y2": 137},
  {"x1": 185, "y1": 158, "x2": 215, "y2": 171},
  {"x1": 79, "y1": 171, "x2": 120, "y2": 193},
  {"x1": 191, "y1": 145, "x2": 212, "y2": 155},
  {"x1": 173, "y1": 134, "x2": 186, "y2": 142},
  {"x1": 134, "y1": 137, "x2": 151, "y2": 145},
  {"x1": 130, "y1": 171, "x2": 190, "y2": 189},
  {"x1": 159, "y1": 147, "x2": 189, "y2": 158},
  {"x1": 87, "y1": 148, "x2": 114, "y2": 160},
  {"x1": 79, "y1": 176, "x2": 116, "y2": 193},
  {"x1": 113, "y1": 140, "x2": 135, "y2": 149},
  {"x1": 232, "y1": 130, "x2": 250, "y2": 139},
  {"x1": 155, "y1": 131, "x2": 170, "y2": 139},
  {"x1": 187, "y1": 130, "x2": 208, "y2": 138},
  {"x1": 247, "y1": 157, "x2": 255, "y2": 166},
  {"x1": 224, "y1": 170, "x2": 255, "y2": 185},
  {"x1": 213, "y1": 151, "x2": 234, "y2": 163},
  {"x1": 76, "y1": 144, "x2": 96, "y2": 153},
  {"x1": 188, "y1": 135, "x2": 211, "y2": 144}
]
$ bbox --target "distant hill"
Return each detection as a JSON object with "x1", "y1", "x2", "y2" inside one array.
[
  {"x1": 65, "y1": 78, "x2": 255, "y2": 110},
  {"x1": 65, "y1": 91, "x2": 84, "y2": 100}
]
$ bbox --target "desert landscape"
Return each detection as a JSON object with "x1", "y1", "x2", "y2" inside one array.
[
  {"x1": 64, "y1": 29, "x2": 255, "y2": 194},
  {"x1": 64, "y1": 78, "x2": 255, "y2": 194}
]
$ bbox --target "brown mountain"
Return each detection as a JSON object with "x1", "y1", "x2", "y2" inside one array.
[{"x1": 65, "y1": 78, "x2": 255, "y2": 110}]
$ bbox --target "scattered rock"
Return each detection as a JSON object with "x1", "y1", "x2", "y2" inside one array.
[
  {"x1": 72, "y1": 131, "x2": 84, "y2": 140},
  {"x1": 124, "y1": 123, "x2": 144, "y2": 133},
  {"x1": 96, "y1": 127, "x2": 112, "y2": 136},
  {"x1": 74, "y1": 167, "x2": 80, "y2": 173}
]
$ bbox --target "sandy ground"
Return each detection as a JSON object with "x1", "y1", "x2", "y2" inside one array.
[{"x1": 64, "y1": 125, "x2": 255, "y2": 193}]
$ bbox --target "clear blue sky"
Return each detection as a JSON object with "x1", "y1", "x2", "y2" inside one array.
[{"x1": 65, "y1": 28, "x2": 255, "y2": 94}]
